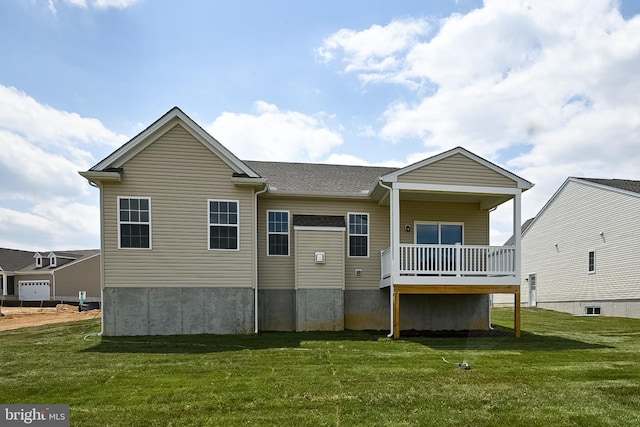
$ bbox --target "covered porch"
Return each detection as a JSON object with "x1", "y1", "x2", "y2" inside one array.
[{"x1": 376, "y1": 148, "x2": 532, "y2": 338}]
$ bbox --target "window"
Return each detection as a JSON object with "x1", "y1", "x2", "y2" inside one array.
[
  {"x1": 267, "y1": 211, "x2": 289, "y2": 256},
  {"x1": 348, "y1": 213, "x2": 369, "y2": 257},
  {"x1": 585, "y1": 306, "x2": 601, "y2": 315},
  {"x1": 35, "y1": 254, "x2": 42, "y2": 268},
  {"x1": 50, "y1": 255, "x2": 57, "y2": 268},
  {"x1": 415, "y1": 223, "x2": 463, "y2": 245},
  {"x1": 588, "y1": 250, "x2": 596, "y2": 274},
  {"x1": 119, "y1": 197, "x2": 151, "y2": 249},
  {"x1": 209, "y1": 200, "x2": 239, "y2": 250}
]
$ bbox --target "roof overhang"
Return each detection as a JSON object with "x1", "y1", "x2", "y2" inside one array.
[{"x1": 79, "y1": 170, "x2": 121, "y2": 185}]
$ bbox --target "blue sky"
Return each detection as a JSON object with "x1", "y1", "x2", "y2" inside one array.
[{"x1": 1, "y1": 0, "x2": 639, "y2": 250}]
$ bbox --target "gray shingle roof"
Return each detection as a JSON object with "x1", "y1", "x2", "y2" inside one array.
[
  {"x1": 0, "y1": 249, "x2": 99, "y2": 272},
  {"x1": 577, "y1": 178, "x2": 640, "y2": 195},
  {"x1": 0, "y1": 248, "x2": 35, "y2": 271},
  {"x1": 244, "y1": 161, "x2": 397, "y2": 196}
]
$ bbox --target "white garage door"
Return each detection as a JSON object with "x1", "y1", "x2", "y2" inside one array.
[{"x1": 19, "y1": 280, "x2": 51, "y2": 301}]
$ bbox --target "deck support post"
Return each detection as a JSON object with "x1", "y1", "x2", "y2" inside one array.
[
  {"x1": 392, "y1": 284, "x2": 521, "y2": 338},
  {"x1": 393, "y1": 288, "x2": 400, "y2": 339},
  {"x1": 515, "y1": 287, "x2": 521, "y2": 338}
]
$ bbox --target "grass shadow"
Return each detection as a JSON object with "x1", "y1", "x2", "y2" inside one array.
[
  {"x1": 401, "y1": 324, "x2": 611, "y2": 351},
  {"x1": 81, "y1": 325, "x2": 610, "y2": 354},
  {"x1": 81, "y1": 330, "x2": 384, "y2": 354}
]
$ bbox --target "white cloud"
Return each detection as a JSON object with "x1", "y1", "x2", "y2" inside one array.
[
  {"x1": 45, "y1": 0, "x2": 138, "y2": 13},
  {"x1": 319, "y1": 0, "x2": 640, "y2": 242},
  {"x1": 91, "y1": 0, "x2": 139, "y2": 9},
  {"x1": 324, "y1": 153, "x2": 404, "y2": 168},
  {"x1": 206, "y1": 101, "x2": 344, "y2": 163},
  {"x1": 318, "y1": 17, "x2": 431, "y2": 86},
  {"x1": 0, "y1": 84, "x2": 125, "y2": 250}
]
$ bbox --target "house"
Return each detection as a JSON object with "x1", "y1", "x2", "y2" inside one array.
[
  {"x1": 0, "y1": 248, "x2": 101, "y2": 303},
  {"x1": 79, "y1": 107, "x2": 533, "y2": 337},
  {"x1": 515, "y1": 177, "x2": 640, "y2": 318}
]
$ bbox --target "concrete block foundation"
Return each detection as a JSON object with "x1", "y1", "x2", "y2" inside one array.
[
  {"x1": 295, "y1": 289, "x2": 344, "y2": 331},
  {"x1": 103, "y1": 287, "x2": 254, "y2": 336}
]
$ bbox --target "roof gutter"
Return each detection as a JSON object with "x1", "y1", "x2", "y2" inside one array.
[
  {"x1": 378, "y1": 179, "x2": 395, "y2": 338},
  {"x1": 254, "y1": 184, "x2": 268, "y2": 334}
]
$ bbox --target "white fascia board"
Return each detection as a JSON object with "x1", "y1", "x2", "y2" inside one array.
[
  {"x1": 266, "y1": 189, "x2": 371, "y2": 199},
  {"x1": 230, "y1": 177, "x2": 268, "y2": 187},
  {"x1": 79, "y1": 171, "x2": 121, "y2": 184},
  {"x1": 392, "y1": 182, "x2": 522, "y2": 195},
  {"x1": 381, "y1": 147, "x2": 533, "y2": 190},
  {"x1": 91, "y1": 107, "x2": 259, "y2": 178}
]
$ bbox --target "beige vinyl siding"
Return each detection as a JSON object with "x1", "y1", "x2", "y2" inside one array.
[
  {"x1": 54, "y1": 255, "x2": 101, "y2": 299},
  {"x1": 102, "y1": 123, "x2": 255, "y2": 288},
  {"x1": 399, "y1": 201, "x2": 489, "y2": 245},
  {"x1": 521, "y1": 180, "x2": 640, "y2": 304},
  {"x1": 257, "y1": 197, "x2": 389, "y2": 290},
  {"x1": 398, "y1": 153, "x2": 517, "y2": 188},
  {"x1": 295, "y1": 229, "x2": 345, "y2": 290}
]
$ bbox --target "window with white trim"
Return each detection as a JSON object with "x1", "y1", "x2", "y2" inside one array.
[
  {"x1": 267, "y1": 210, "x2": 289, "y2": 256},
  {"x1": 209, "y1": 200, "x2": 239, "y2": 250},
  {"x1": 50, "y1": 255, "x2": 57, "y2": 268},
  {"x1": 35, "y1": 254, "x2": 43, "y2": 268},
  {"x1": 348, "y1": 213, "x2": 369, "y2": 257},
  {"x1": 119, "y1": 197, "x2": 151, "y2": 249},
  {"x1": 588, "y1": 250, "x2": 596, "y2": 274}
]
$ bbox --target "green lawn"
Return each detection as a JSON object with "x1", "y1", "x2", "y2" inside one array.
[{"x1": 1, "y1": 308, "x2": 639, "y2": 426}]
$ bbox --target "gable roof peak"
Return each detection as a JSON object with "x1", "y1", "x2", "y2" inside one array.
[
  {"x1": 381, "y1": 146, "x2": 533, "y2": 190},
  {"x1": 87, "y1": 107, "x2": 259, "y2": 178}
]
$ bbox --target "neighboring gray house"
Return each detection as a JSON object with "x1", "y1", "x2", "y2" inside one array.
[
  {"x1": 515, "y1": 177, "x2": 640, "y2": 318},
  {"x1": 0, "y1": 248, "x2": 101, "y2": 302},
  {"x1": 80, "y1": 107, "x2": 533, "y2": 337}
]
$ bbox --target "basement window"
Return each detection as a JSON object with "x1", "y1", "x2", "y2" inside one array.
[{"x1": 585, "y1": 306, "x2": 601, "y2": 316}]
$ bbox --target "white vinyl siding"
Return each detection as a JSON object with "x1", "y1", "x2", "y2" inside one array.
[
  {"x1": 521, "y1": 180, "x2": 640, "y2": 305},
  {"x1": 267, "y1": 210, "x2": 289, "y2": 256},
  {"x1": 102, "y1": 123, "x2": 255, "y2": 288}
]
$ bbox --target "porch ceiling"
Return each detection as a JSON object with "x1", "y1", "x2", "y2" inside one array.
[{"x1": 378, "y1": 190, "x2": 512, "y2": 210}]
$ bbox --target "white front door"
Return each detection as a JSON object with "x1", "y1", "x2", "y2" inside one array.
[{"x1": 528, "y1": 273, "x2": 537, "y2": 307}]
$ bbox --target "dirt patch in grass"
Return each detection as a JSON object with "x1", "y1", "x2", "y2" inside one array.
[{"x1": 0, "y1": 304, "x2": 100, "y2": 331}]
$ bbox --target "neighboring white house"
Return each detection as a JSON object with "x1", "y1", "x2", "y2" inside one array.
[{"x1": 514, "y1": 177, "x2": 640, "y2": 318}]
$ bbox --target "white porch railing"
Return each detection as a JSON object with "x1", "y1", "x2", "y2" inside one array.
[{"x1": 381, "y1": 244, "x2": 516, "y2": 278}]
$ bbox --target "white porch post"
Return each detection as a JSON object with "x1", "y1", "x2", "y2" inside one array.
[
  {"x1": 388, "y1": 185, "x2": 400, "y2": 336},
  {"x1": 2, "y1": 273, "x2": 7, "y2": 296},
  {"x1": 513, "y1": 191, "x2": 522, "y2": 282},
  {"x1": 391, "y1": 185, "x2": 400, "y2": 279}
]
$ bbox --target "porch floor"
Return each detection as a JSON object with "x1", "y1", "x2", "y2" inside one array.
[{"x1": 392, "y1": 284, "x2": 521, "y2": 339}]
